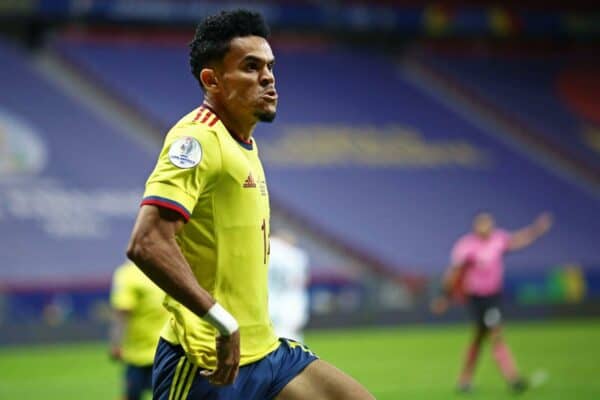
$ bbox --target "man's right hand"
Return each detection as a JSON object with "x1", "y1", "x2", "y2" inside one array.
[{"x1": 200, "y1": 330, "x2": 241, "y2": 386}]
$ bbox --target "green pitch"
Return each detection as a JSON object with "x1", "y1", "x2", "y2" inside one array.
[{"x1": 0, "y1": 319, "x2": 598, "y2": 399}]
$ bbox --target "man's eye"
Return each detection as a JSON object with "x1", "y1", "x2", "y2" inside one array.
[{"x1": 246, "y1": 63, "x2": 258, "y2": 71}]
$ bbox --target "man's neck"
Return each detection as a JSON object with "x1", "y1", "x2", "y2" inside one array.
[
  {"x1": 203, "y1": 99, "x2": 256, "y2": 141},
  {"x1": 475, "y1": 233, "x2": 491, "y2": 241}
]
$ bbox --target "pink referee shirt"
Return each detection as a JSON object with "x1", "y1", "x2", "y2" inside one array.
[{"x1": 451, "y1": 229, "x2": 512, "y2": 296}]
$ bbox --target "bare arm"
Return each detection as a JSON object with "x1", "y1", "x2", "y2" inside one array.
[
  {"x1": 126, "y1": 205, "x2": 215, "y2": 317},
  {"x1": 126, "y1": 204, "x2": 240, "y2": 385},
  {"x1": 441, "y1": 263, "x2": 464, "y2": 295},
  {"x1": 508, "y1": 212, "x2": 553, "y2": 252},
  {"x1": 430, "y1": 262, "x2": 465, "y2": 315},
  {"x1": 109, "y1": 309, "x2": 129, "y2": 360}
]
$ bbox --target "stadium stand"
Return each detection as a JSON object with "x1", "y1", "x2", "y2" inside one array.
[
  {"x1": 415, "y1": 46, "x2": 600, "y2": 178},
  {"x1": 0, "y1": 38, "x2": 155, "y2": 286},
  {"x1": 54, "y1": 34, "x2": 600, "y2": 279},
  {"x1": 0, "y1": 36, "x2": 362, "y2": 294}
]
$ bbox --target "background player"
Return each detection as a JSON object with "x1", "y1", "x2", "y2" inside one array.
[
  {"x1": 109, "y1": 260, "x2": 168, "y2": 400},
  {"x1": 268, "y1": 230, "x2": 310, "y2": 342},
  {"x1": 126, "y1": 9, "x2": 374, "y2": 399},
  {"x1": 431, "y1": 211, "x2": 553, "y2": 393}
]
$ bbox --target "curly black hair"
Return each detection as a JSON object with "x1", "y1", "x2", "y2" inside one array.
[{"x1": 189, "y1": 9, "x2": 270, "y2": 88}]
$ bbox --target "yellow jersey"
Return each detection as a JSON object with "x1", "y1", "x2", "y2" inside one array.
[
  {"x1": 110, "y1": 261, "x2": 168, "y2": 366},
  {"x1": 141, "y1": 104, "x2": 279, "y2": 369}
]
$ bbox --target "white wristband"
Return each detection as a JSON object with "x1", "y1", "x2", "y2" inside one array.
[{"x1": 202, "y1": 303, "x2": 239, "y2": 336}]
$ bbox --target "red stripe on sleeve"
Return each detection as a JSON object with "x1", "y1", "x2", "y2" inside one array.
[{"x1": 141, "y1": 199, "x2": 190, "y2": 222}]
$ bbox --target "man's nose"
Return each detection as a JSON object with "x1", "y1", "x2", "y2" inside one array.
[{"x1": 260, "y1": 67, "x2": 274, "y2": 86}]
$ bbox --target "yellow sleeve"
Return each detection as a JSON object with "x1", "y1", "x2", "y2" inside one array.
[
  {"x1": 110, "y1": 265, "x2": 137, "y2": 311},
  {"x1": 141, "y1": 126, "x2": 222, "y2": 221}
]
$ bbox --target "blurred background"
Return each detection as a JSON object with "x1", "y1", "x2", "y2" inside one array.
[{"x1": 0, "y1": 0, "x2": 599, "y2": 399}]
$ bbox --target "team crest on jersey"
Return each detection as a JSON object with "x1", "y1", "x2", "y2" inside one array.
[{"x1": 168, "y1": 137, "x2": 202, "y2": 168}]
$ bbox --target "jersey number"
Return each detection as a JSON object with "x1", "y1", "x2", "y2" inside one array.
[{"x1": 261, "y1": 218, "x2": 267, "y2": 265}]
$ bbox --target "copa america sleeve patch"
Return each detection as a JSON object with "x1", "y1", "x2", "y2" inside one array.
[{"x1": 168, "y1": 137, "x2": 202, "y2": 168}]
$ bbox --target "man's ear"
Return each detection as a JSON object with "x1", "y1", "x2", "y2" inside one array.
[{"x1": 200, "y1": 68, "x2": 219, "y2": 92}]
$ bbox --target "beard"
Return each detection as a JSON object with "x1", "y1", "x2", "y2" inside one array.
[{"x1": 255, "y1": 110, "x2": 276, "y2": 123}]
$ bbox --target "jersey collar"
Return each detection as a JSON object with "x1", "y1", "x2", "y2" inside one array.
[{"x1": 202, "y1": 103, "x2": 254, "y2": 151}]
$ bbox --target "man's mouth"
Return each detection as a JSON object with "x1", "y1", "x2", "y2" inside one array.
[{"x1": 261, "y1": 89, "x2": 278, "y2": 102}]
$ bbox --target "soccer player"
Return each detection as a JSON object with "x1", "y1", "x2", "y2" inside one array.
[
  {"x1": 109, "y1": 260, "x2": 169, "y2": 400},
  {"x1": 126, "y1": 9, "x2": 374, "y2": 400},
  {"x1": 431, "y1": 212, "x2": 553, "y2": 394},
  {"x1": 268, "y1": 231, "x2": 310, "y2": 342}
]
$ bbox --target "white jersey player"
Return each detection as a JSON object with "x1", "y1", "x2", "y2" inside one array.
[{"x1": 268, "y1": 232, "x2": 310, "y2": 342}]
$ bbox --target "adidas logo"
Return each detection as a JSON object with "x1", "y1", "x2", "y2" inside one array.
[{"x1": 243, "y1": 172, "x2": 257, "y2": 188}]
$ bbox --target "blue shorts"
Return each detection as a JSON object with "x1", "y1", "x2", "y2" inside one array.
[
  {"x1": 125, "y1": 364, "x2": 153, "y2": 400},
  {"x1": 152, "y1": 338, "x2": 318, "y2": 400}
]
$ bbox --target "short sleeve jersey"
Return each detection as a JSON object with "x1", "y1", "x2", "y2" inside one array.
[
  {"x1": 451, "y1": 229, "x2": 512, "y2": 296},
  {"x1": 141, "y1": 105, "x2": 278, "y2": 369}
]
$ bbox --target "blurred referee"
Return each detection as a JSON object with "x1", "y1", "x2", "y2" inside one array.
[{"x1": 432, "y1": 212, "x2": 552, "y2": 393}]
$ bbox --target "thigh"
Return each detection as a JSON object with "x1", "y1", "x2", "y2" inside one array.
[
  {"x1": 275, "y1": 359, "x2": 375, "y2": 400},
  {"x1": 266, "y1": 338, "x2": 318, "y2": 398}
]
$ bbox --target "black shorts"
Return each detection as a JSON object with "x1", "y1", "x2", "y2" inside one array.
[
  {"x1": 125, "y1": 364, "x2": 153, "y2": 400},
  {"x1": 467, "y1": 294, "x2": 503, "y2": 329}
]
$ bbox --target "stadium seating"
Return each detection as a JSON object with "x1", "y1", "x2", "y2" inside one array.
[
  {"x1": 0, "y1": 38, "x2": 155, "y2": 286},
  {"x1": 54, "y1": 35, "x2": 600, "y2": 277},
  {"x1": 416, "y1": 47, "x2": 600, "y2": 173}
]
